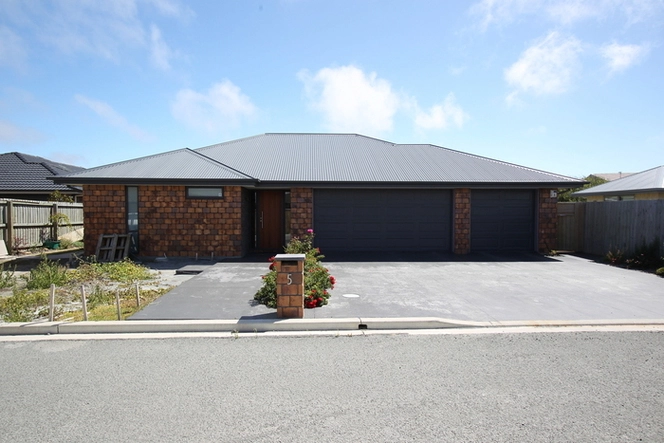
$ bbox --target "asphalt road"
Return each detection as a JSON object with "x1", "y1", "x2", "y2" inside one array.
[{"x1": 1, "y1": 331, "x2": 663, "y2": 442}]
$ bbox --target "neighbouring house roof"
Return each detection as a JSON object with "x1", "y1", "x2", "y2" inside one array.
[
  {"x1": 53, "y1": 133, "x2": 584, "y2": 188},
  {"x1": 573, "y1": 165, "x2": 664, "y2": 197},
  {"x1": 589, "y1": 172, "x2": 634, "y2": 182},
  {"x1": 0, "y1": 152, "x2": 84, "y2": 195}
]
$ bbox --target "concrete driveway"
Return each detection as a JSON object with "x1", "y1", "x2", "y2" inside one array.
[{"x1": 129, "y1": 252, "x2": 664, "y2": 322}]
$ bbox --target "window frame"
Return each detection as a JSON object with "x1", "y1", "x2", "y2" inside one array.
[{"x1": 186, "y1": 187, "x2": 225, "y2": 199}]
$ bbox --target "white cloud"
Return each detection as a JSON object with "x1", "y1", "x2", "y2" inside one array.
[
  {"x1": 147, "y1": 0, "x2": 195, "y2": 20},
  {"x1": 504, "y1": 31, "x2": 582, "y2": 100},
  {"x1": 470, "y1": 0, "x2": 663, "y2": 29},
  {"x1": 0, "y1": 120, "x2": 45, "y2": 144},
  {"x1": 0, "y1": 0, "x2": 191, "y2": 68},
  {"x1": 0, "y1": 26, "x2": 26, "y2": 70},
  {"x1": 75, "y1": 94, "x2": 154, "y2": 142},
  {"x1": 298, "y1": 65, "x2": 400, "y2": 134},
  {"x1": 415, "y1": 94, "x2": 469, "y2": 131},
  {"x1": 171, "y1": 80, "x2": 257, "y2": 133},
  {"x1": 149, "y1": 24, "x2": 174, "y2": 70},
  {"x1": 600, "y1": 42, "x2": 649, "y2": 74}
]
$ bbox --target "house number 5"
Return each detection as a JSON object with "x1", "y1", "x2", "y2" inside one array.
[{"x1": 287, "y1": 274, "x2": 293, "y2": 285}]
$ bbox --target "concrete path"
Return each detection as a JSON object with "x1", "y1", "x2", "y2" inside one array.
[{"x1": 129, "y1": 253, "x2": 664, "y2": 322}]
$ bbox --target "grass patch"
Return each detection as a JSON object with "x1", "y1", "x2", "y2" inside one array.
[
  {"x1": 1, "y1": 257, "x2": 169, "y2": 323},
  {"x1": 0, "y1": 264, "x2": 16, "y2": 289},
  {"x1": 61, "y1": 287, "x2": 171, "y2": 321}
]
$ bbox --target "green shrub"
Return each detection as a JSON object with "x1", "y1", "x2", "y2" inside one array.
[
  {"x1": 625, "y1": 240, "x2": 662, "y2": 270},
  {"x1": 0, "y1": 288, "x2": 49, "y2": 322},
  {"x1": 656, "y1": 267, "x2": 664, "y2": 277},
  {"x1": 68, "y1": 258, "x2": 153, "y2": 284},
  {"x1": 59, "y1": 238, "x2": 74, "y2": 249},
  {"x1": 605, "y1": 248, "x2": 624, "y2": 266},
  {"x1": 0, "y1": 264, "x2": 16, "y2": 289},
  {"x1": 254, "y1": 230, "x2": 335, "y2": 309},
  {"x1": 25, "y1": 257, "x2": 68, "y2": 290}
]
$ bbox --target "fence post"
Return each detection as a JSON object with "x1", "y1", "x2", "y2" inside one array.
[
  {"x1": 135, "y1": 282, "x2": 140, "y2": 307},
  {"x1": 81, "y1": 285, "x2": 88, "y2": 321},
  {"x1": 115, "y1": 289, "x2": 122, "y2": 320},
  {"x1": 49, "y1": 284, "x2": 56, "y2": 322},
  {"x1": 51, "y1": 202, "x2": 59, "y2": 241},
  {"x1": 6, "y1": 201, "x2": 13, "y2": 253}
]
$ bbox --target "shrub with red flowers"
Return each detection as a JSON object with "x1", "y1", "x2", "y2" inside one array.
[{"x1": 254, "y1": 230, "x2": 335, "y2": 309}]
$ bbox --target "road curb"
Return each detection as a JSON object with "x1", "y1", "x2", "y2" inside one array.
[{"x1": 2, "y1": 318, "x2": 664, "y2": 336}]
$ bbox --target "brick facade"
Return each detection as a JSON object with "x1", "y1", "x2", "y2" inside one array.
[
  {"x1": 83, "y1": 185, "x2": 127, "y2": 256},
  {"x1": 83, "y1": 184, "x2": 556, "y2": 257},
  {"x1": 83, "y1": 185, "x2": 243, "y2": 258},
  {"x1": 537, "y1": 188, "x2": 558, "y2": 253},
  {"x1": 453, "y1": 188, "x2": 471, "y2": 254},
  {"x1": 290, "y1": 187, "x2": 313, "y2": 238}
]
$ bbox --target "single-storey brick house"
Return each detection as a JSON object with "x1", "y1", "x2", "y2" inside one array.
[{"x1": 53, "y1": 133, "x2": 583, "y2": 258}]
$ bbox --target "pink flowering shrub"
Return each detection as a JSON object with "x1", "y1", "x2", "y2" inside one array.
[{"x1": 254, "y1": 230, "x2": 335, "y2": 309}]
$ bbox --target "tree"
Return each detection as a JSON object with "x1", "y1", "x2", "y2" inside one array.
[{"x1": 557, "y1": 175, "x2": 608, "y2": 202}]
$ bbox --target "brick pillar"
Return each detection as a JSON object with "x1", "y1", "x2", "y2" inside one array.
[
  {"x1": 275, "y1": 254, "x2": 305, "y2": 318},
  {"x1": 538, "y1": 189, "x2": 558, "y2": 253},
  {"x1": 453, "y1": 188, "x2": 471, "y2": 254}
]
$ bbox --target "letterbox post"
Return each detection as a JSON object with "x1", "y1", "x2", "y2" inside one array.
[{"x1": 274, "y1": 253, "x2": 305, "y2": 318}]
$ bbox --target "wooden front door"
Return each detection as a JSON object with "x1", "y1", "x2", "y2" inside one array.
[{"x1": 257, "y1": 191, "x2": 284, "y2": 250}]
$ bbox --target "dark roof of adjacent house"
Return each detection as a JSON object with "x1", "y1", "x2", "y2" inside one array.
[
  {"x1": 53, "y1": 133, "x2": 584, "y2": 188},
  {"x1": 0, "y1": 152, "x2": 84, "y2": 193},
  {"x1": 574, "y1": 165, "x2": 664, "y2": 196}
]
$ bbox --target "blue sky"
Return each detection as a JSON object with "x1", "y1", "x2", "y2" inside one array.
[{"x1": 1, "y1": 0, "x2": 662, "y2": 178}]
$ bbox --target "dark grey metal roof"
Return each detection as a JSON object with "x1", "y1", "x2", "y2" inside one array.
[
  {"x1": 0, "y1": 152, "x2": 83, "y2": 193},
  {"x1": 54, "y1": 133, "x2": 584, "y2": 187},
  {"x1": 573, "y1": 165, "x2": 664, "y2": 196}
]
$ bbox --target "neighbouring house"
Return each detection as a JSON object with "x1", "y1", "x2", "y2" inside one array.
[
  {"x1": 52, "y1": 133, "x2": 584, "y2": 258},
  {"x1": 0, "y1": 152, "x2": 83, "y2": 201},
  {"x1": 573, "y1": 165, "x2": 664, "y2": 202},
  {"x1": 588, "y1": 172, "x2": 634, "y2": 182}
]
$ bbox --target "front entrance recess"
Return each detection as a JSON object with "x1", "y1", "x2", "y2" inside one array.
[{"x1": 256, "y1": 190, "x2": 285, "y2": 250}]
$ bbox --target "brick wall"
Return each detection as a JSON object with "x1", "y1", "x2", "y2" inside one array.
[
  {"x1": 83, "y1": 185, "x2": 244, "y2": 258},
  {"x1": 83, "y1": 185, "x2": 126, "y2": 256},
  {"x1": 538, "y1": 189, "x2": 558, "y2": 252},
  {"x1": 291, "y1": 187, "x2": 313, "y2": 238},
  {"x1": 140, "y1": 185, "x2": 243, "y2": 257},
  {"x1": 453, "y1": 188, "x2": 471, "y2": 254}
]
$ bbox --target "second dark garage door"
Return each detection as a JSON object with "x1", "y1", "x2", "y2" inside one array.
[
  {"x1": 471, "y1": 189, "x2": 535, "y2": 251},
  {"x1": 314, "y1": 189, "x2": 452, "y2": 252}
]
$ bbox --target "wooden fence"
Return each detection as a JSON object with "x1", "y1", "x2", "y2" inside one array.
[
  {"x1": 557, "y1": 200, "x2": 664, "y2": 256},
  {"x1": 0, "y1": 199, "x2": 84, "y2": 252}
]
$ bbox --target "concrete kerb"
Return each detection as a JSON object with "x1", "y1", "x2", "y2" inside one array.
[{"x1": 2, "y1": 318, "x2": 664, "y2": 336}]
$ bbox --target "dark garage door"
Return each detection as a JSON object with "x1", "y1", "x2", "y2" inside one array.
[
  {"x1": 314, "y1": 189, "x2": 452, "y2": 252},
  {"x1": 471, "y1": 190, "x2": 535, "y2": 251}
]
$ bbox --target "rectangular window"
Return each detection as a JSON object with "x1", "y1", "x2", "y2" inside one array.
[
  {"x1": 127, "y1": 186, "x2": 138, "y2": 254},
  {"x1": 187, "y1": 187, "x2": 224, "y2": 198}
]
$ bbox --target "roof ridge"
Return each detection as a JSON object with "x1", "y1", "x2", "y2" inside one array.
[{"x1": 187, "y1": 149, "x2": 257, "y2": 180}]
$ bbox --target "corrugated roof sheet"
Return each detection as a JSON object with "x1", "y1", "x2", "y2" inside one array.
[
  {"x1": 55, "y1": 133, "x2": 584, "y2": 186},
  {"x1": 65, "y1": 149, "x2": 254, "y2": 181},
  {"x1": 196, "y1": 133, "x2": 580, "y2": 184},
  {"x1": 574, "y1": 165, "x2": 664, "y2": 196},
  {"x1": 0, "y1": 152, "x2": 83, "y2": 192}
]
